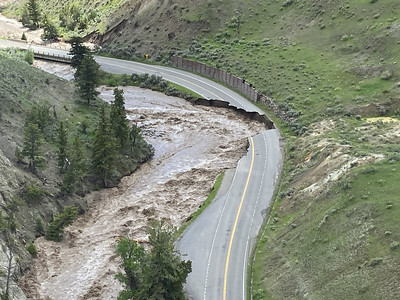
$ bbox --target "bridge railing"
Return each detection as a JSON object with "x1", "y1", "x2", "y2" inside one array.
[{"x1": 33, "y1": 51, "x2": 72, "y2": 64}]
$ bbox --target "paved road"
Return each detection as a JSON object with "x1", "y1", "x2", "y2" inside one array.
[
  {"x1": 178, "y1": 130, "x2": 280, "y2": 300},
  {"x1": 0, "y1": 40, "x2": 262, "y2": 112},
  {"x1": 0, "y1": 39, "x2": 282, "y2": 299}
]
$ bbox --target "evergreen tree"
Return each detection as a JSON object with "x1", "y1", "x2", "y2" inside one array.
[
  {"x1": 69, "y1": 37, "x2": 89, "y2": 69},
  {"x1": 57, "y1": 121, "x2": 68, "y2": 170},
  {"x1": 74, "y1": 54, "x2": 99, "y2": 106},
  {"x1": 92, "y1": 104, "x2": 117, "y2": 187},
  {"x1": 35, "y1": 216, "x2": 45, "y2": 236},
  {"x1": 25, "y1": 104, "x2": 51, "y2": 133},
  {"x1": 144, "y1": 221, "x2": 192, "y2": 299},
  {"x1": 20, "y1": 6, "x2": 30, "y2": 27},
  {"x1": 115, "y1": 221, "x2": 192, "y2": 299},
  {"x1": 115, "y1": 238, "x2": 147, "y2": 300},
  {"x1": 22, "y1": 122, "x2": 46, "y2": 169},
  {"x1": 26, "y1": 0, "x2": 40, "y2": 29},
  {"x1": 129, "y1": 124, "x2": 141, "y2": 154},
  {"x1": 41, "y1": 15, "x2": 59, "y2": 41},
  {"x1": 61, "y1": 136, "x2": 87, "y2": 194},
  {"x1": 110, "y1": 88, "x2": 129, "y2": 150},
  {"x1": 45, "y1": 206, "x2": 78, "y2": 242}
]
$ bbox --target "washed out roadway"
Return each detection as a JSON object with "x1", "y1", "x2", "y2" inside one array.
[{"x1": 0, "y1": 39, "x2": 282, "y2": 299}]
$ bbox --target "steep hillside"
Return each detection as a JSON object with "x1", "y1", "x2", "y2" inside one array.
[
  {"x1": 3, "y1": 0, "x2": 400, "y2": 298},
  {"x1": 101, "y1": 1, "x2": 400, "y2": 299},
  {"x1": 0, "y1": 50, "x2": 152, "y2": 298},
  {"x1": 0, "y1": 52, "x2": 89, "y2": 297}
]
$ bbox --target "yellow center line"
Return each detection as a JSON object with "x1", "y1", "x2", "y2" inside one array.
[{"x1": 223, "y1": 136, "x2": 255, "y2": 300}]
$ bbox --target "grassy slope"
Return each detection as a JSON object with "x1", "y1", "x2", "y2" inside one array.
[
  {"x1": 60, "y1": 0, "x2": 399, "y2": 297},
  {"x1": 174, "y1": 1, "x2": 400, "y2": 298},
  {"x1": 5, "y1": 0, "x2": 130, "y2": 38},
  {"x1": 4, "y1": 0, "x2": 400, "y2": 298}
]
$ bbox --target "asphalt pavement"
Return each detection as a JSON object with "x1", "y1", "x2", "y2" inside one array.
[{"x1": 0, "y1": 39, "x2": 282, "y2": 300}]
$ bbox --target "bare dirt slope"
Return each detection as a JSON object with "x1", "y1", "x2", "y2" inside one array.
[{"x1": 19, "y1": 83, "x2": 265, "y2": 299}]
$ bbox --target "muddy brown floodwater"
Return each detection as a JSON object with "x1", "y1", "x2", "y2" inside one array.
[{"x1": 19, "y1": 62, "x2": 266, "y2": 299}]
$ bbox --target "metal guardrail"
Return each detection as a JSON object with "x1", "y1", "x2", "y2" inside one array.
[{"x1": 33, "y1": 51, "x2": 72, "y2": 64}]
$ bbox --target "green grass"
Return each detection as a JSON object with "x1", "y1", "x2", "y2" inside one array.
[
  {"x1": 168, "y1": 82, "x2": 203, "y2": 99},
  {"x1": 177, "y1": 171, "x2": 224, "y2": 237},
  {"x1": 252, "y1": 160, "x2": 400, "y2": 299},
  {"x1": 179, "y1": 0, "x2": 400, "y2": 132},
  {"x1": 4, "y1": 0, "x2": 400, "y2": 297}
]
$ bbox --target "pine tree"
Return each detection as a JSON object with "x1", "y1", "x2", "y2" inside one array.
[
  {"x1": 115, "y1": 222, "x2": 191, "y2": 299},
  {"x1": 92, "y1": 104, "x2": 117, "y2": 187},
  {"x1": 57, "y1": 121, "x2": 68, "y2": 170},
  {"x1": 41, "y1": 15, "x2": 59, "y2": 41},
  {"x1": 25, "y1": 105, "x2": 51, "y2": 133},
  {"x1": 115, "y1": 238, "x2": 147, "y2": 300},
  {"x1": 69, "y1": 37, "x2": 89, "y2": 69},
  {"x1": 45, "y1": 206, "x2": 78, "y2": 242},
  {"x1": 26, "y1": 0, "x2": 40, "y2": 29},
  {"x1": 129, "y1": 124, "x2": 141, "y2": 154},
  {"x1": 74, "y1": 54, "x2": 99, "y2": 106},
  {"x1": 61, "y1": 136, "x2": 87, "y2": 194},
  {"x1": 110, "y1": 88, "x2": 129, "y2": 150},
  {"x1": 144, "y1": 221, "x2": 192, "y2": 299},
  {"x1": 20, "y1": 6, "x2": 30, "y2": 27},
  {"x1": 22, "y1": 122, "x2": 45, "y2": 169}
]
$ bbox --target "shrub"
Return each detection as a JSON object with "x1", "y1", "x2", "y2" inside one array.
[
  {"x1": 381, "y1": 70, "x2": 393, "y2": 80},
  {"x1": 26, "y1": 184, "x2": 48, "y2": 203},
  {"x1": 283, "y1": 0, "x2": 293, "y2": 7},
  {"x1": 27, "y1": 241, "x2": 37, "y2": 257},
  {"x1": 35, "y1": 217, "x2": 45, "y2": 236},
  {"x1": 45, "y1": 206, "x2": 78, "y2": 242},
  {"x1": 390, "y1": 241, "x2": 399, "y2": 250},
  {"x1": 24, "y1": 50, "x2": 34, "y2": 65}
]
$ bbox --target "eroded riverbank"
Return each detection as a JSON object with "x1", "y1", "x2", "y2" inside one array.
[{"x1": 19, "y1": 62, "x2": 265, "y2": 299}]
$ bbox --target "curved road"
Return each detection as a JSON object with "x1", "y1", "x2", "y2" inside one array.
[{"x1": 0, "y1": 40, "x2": 282, "y2": 299}]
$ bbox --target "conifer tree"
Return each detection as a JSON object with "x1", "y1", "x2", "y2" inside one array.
[
  {"x1": 115, "y1": 238, "x2": 147, "y2": 300},
  {"x1": 41, "y1": 15, "x2": 59, "y2": 41},
  {"x1": 129, "y1": 124, "x2": 141, "y2": 153},
  {"x1": 69, "y1": 37, "x2": 89, "y2": 69},
  {"x1": 92, "y1": 104, "x2": 117, "y2": 187},
  {"x1": 20, "y1": 6, "x2": 30, "y2": 27},
  {"x1": 110, "y1": 88, "x2": 129, "y2": 150},
  {"x1": 115, "y1": 221, "x2": 191, "y2": 299},
  {"x1": 144, "y1": 221, "x2": 192, "y2": 299},
  {"x1": 61, "y1": 136, "x2": 87, "y2": 194},
  {"x1": 22, "y1": 122, "x2": 45, "y2": 169},
  {"x1": 74, "y1": 54, "x2": 99, "y2": 106},
  {"x1": 26, "y1": 0, "x2": 40, "y2": 29},
  {"x1": 45, "y1": 206, "x2": 78, "y2": 242},
  {"x1": 57, "y1": 121, "x2": 68, "y2": 170}
]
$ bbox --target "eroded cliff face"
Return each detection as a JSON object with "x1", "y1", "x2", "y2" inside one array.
[
  {"x1": 0, "y1": 150, "x2": 28, "y2": 300},
  {"x1": 89, "y1": 0, "x2": 216, "y2": 58}
]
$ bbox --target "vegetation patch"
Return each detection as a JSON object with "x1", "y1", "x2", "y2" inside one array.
[{"x1": 177, "y1": 171, "x2": 224, "y2": 236}]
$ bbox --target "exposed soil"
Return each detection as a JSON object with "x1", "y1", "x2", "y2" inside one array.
[
  {"x1": 0, "y1": 13, "x2": 43, "y2": 43},
  {"x1": 18, "y1": 62, "x2": 266, "y2": 299}
]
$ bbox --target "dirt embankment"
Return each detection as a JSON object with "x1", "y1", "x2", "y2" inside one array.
[{"x1": 19, "y1": 81, "x2": 265, "y2": 298}]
